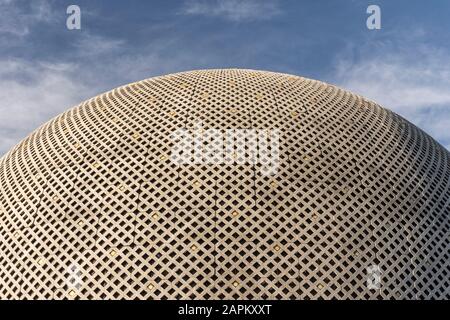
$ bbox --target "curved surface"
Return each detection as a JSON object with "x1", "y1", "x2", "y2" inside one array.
[{"x1": 0, "y1": 69, "x2": 448, "y2": 299}]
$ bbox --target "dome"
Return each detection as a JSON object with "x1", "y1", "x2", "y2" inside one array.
[{"x1": 0, "y1": 69, "x2": 448, "y2": 300}]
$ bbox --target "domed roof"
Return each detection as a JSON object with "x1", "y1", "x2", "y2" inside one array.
[{"x1": 0, "y1": 69, "x2": 448, "y2": 299}]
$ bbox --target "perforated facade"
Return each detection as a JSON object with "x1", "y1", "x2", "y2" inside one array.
[{"x1": 0, "y1": 69, "x2": 448, "y2": 299}]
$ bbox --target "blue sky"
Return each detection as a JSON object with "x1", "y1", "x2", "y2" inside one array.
[{"x1": 1, "y1": 0, "x2": 450, "y2": 155}]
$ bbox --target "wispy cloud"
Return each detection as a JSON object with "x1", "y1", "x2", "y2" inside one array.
[
  {"x1": 0, "y1": 0, "x2": 55, "y2": 37},
  {"x1": 72, "y1": 33, "x2": 125, "y2": 57},
  {"x1": 331, "y1": 43, "x2": 450, "y2": 150},
  {"x1": 180, "y1": 0, "x2": 281, "y2": 22},
  {"x1": 0, "y1": 58, "x2": 93, "y2": 156}
]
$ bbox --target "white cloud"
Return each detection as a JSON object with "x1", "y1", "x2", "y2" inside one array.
[
  {"x1": 0, "y1": 0, "x2": 55, "y2": 37},
  {"x1": 72, "y1": 33, "x2": 125, "y2": 57},
  {"x1": 0, "y1": 59, "x2": 93, "y2": 156},
  {"x1": 331, "y1": 46, "x2": 450, "y2": 150},
  {"x1": 180, "y1": 0, "x2": 281, "y2": 22}
]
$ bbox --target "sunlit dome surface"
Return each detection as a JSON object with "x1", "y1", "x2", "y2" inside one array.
[{"x1": 0, "y1": 69, "x2": 448, "y2": 299}]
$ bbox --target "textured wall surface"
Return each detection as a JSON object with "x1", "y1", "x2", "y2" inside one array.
[{"x1": 0, "y1": 69, "x2": 448, "y2": 299}]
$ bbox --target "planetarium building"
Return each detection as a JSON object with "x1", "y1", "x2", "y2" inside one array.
[{"x1": 0, "y1": 69, "x2": 448, "y2": 300}]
